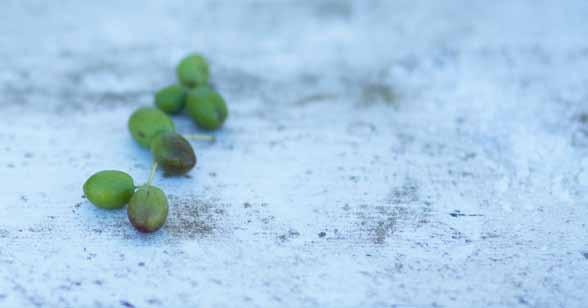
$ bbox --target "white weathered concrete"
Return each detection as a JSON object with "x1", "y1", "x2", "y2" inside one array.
[{"x1": 1, "y1": 1, "x2": 588, "y2": 307}]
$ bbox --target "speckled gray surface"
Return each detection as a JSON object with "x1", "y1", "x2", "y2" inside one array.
[{"x1": 1, "y1": 1, "x2": 588, "y2": 307}]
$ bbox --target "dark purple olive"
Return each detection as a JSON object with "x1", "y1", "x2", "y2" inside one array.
[{"x1": 150, "y1": 132, "x2": 196, "y2": 176}]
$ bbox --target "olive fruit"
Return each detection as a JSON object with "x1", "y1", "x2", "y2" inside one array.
[
  {"x1": 177, "y1": 54, "x2": 209, "y2": 88},
  {"x1": 127, "y1": 185, "x2": 169, "y2": 233},
  {"x1": 83, "y1": 170, "x2": 135, "y2": 209},
  {"x1": 128, "y1": 107, "x2": 175, "y2": 148},
  {"x1": 151, "y1": 132, "x2": 196, "y2": 176},
  {"x1": 187, "y1": 87, "x2": 228, "y2": 130},
  {"x1": 154, "y1": 84, "x2": 187, "y2": 114}
]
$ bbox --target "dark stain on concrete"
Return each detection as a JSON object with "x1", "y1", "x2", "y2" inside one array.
[{"x1": 163, "y1": 195, "x2": 227, "y2": 240}]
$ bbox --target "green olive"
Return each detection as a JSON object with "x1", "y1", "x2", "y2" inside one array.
[
  {"x1": 186, "y1": 87, "x2": 228, "y2": 130},
  {"x1": 154, "y1": 84, "x2": 187, "y2": 114},
  {"x1": 177, "y1": 54, "x2": 209, "y2": 88},
  {"x1": 83, "y1": 170, "x2": 135, "y2": 209},
  {"x1": 151, "y1": 132, "x2": 196, "y2": 176},
  {"x1": 128, "y1": 107, "x2": 175, "y2": 148},
  {"x1": 127, "y1": 185, "x2": 169, "y2": 233}
]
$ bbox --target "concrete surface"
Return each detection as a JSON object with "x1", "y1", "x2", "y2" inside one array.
[{"x1": 1, "y1": 0, "x2": 588, "y2": 307}]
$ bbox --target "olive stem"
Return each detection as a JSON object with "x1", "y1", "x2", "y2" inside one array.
[
  {"x1": 183, "y1": 134, "x2": 216, "y2": 142},
  {"x1": 147, "y1": 161, "x2": 158, "y2": 187}
]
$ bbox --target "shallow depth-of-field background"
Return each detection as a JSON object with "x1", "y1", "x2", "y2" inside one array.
[{"x1": 1, "y1": 1, "x2": 588, "y2": 307}]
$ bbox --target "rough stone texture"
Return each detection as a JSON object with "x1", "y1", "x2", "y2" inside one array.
[{"x1": 1, "y1": 1, "x2": 588, "y2": 307}]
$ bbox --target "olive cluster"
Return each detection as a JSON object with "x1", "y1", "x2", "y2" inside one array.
[{"x1": 83, "y1": 54, "x2": 228, "y2": 233}]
